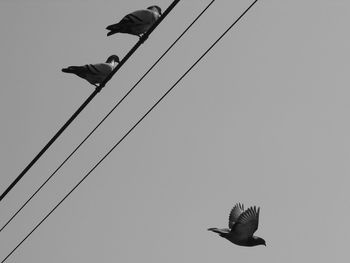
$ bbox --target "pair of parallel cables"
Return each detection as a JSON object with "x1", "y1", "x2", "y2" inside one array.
[
  {"x1": 1, "y1": 1, "x2": 259, "y2": 262},
  {"x1": 0, "y1": 0, "x2": 182, "y2": 203}
]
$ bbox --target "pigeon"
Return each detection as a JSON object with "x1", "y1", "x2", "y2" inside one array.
[
  {"x1": 62, "y1": 55, "x2": 119, "y2": 86},
  {"x1": 208, "y1": 203, "x2": 266, "y2": 247},
  {"x1": 106, "y1": 5, "x2": 162, "y2": 38}
]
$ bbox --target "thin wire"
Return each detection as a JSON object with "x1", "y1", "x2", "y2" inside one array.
[
  {"x1": 1, "y1": 1, "x2": 258, "y2": 262},
  {"x1": 0, "y1": 0, "x2": 216, "y2": 234},
  {"x1": 0, "y1": 0, "x2": 181, "y2": 203},
  {"x1": 97, "y1": 0, "x2": 181, "y2": 90}
]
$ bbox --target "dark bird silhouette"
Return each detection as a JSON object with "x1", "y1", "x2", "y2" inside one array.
[
  {"x1": 208, "y1": 203, "x2": 266, "y2": 247},
  {"x1": 106, "y1": 6, "x2": 162, "y2": 38},
  {"x1": 62, "y1": 55, "x2": 119, "y2": 86}
]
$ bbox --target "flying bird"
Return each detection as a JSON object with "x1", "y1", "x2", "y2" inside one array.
[
  {"x1": 62, "y1": 55, "x2": 120, "y2": 86},
  {"x1": 208, "y1": 203, "x2": 266, "y2": 247},
  {"x1": 106, "y1": 5, "x2": 162, "y2": 38}
]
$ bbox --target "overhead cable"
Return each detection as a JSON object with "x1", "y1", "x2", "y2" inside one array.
[
  {"x1": 1, "y1": 1, "x2": 258, "y2": 262},
  {"x1": 0, "y1": 0, "x2": 215, "y2": 234},
  {"x1": 0, "y1": 0, "x2": 181, "y2": 203}
]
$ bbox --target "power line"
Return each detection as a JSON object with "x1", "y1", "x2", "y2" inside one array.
[
  {"x1": 1, "y1": 1, "x2": 259, "y2": 262},
  {"x1": 0, "y1": 0, "x2": 216, "y2": 233},
  {"x1": 0, "y1": 0, "x2": 181, "y2": 203}
]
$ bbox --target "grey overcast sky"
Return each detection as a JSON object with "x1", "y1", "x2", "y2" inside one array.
[{"x1": 0, "y1": 0, "x2": 349, "y2": 262}]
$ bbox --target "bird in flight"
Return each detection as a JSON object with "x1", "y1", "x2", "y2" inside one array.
[
  {"x1": 208, "y1": 203, "x2": 266, "y2": 247},
  {"x1": 106, "y1": 5, "x2": 162, "y2": 38},
  {"x1": 61, "y1": 55, "x2": 119, "y2": 87}
]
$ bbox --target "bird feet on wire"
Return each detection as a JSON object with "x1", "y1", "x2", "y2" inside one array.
[
  {"x1": 94, "y1": 84, "x2": 102, "y2": 93},
  {"x1": 139, "y1": 33, "x2": 148, "y2": 44}
]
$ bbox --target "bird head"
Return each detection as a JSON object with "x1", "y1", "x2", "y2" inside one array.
[
  {"x1": 147, "y1": 5, "x2": 162, "y2": 15},
  {"x1": 106, "y1": 55, "x2": 120, "y2": 64}
]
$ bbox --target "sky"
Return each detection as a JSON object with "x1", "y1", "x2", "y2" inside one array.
[{"x1": 0, "y1": 0, "x2": 349, "y2": 262}]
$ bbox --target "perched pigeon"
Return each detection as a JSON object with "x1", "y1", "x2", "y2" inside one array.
[
  {"x1": 62, "y1": 55, "x2": 119, "y2": 86},
  {"x1": 106, "y1": 6, "x2": 162, "y2": 37},
  {"x1": 208, "y1": 203, "x2": 266, "y2": 247}
]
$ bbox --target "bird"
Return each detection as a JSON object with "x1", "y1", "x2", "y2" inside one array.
[
  {"x1": 106, "y1": 5, "x2": 162, "y2": 38},
  {"x1": 208, "y1": 203, "x2": 266, "y2": 247},
  {"x1": 61, "y1": 55, "x2": 120, "y2": 86}
]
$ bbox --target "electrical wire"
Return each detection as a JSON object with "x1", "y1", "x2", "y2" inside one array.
[
  {"x1": 0, "y1": 0, "x2": 181, "y2": 203},
  {"x1": 1, "y1": 1, "x2": 258, "y2": 262},
  {"x1": 0, "y1": 0, "x2": 216, "y2": 234}
]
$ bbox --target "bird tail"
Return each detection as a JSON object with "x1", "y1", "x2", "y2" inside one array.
[
  {"x1": 62, "y1": 66, "x2": 85, "y2": 74},
  {"x1": 207, "y1": 228, "x2": 220, "y2": 233},
  {"x1": 106, "y1": 23, "x2": 121, "y2": 36},
  {"x1": 207, "y1": 228, "x2": 229, "y2": 235},
  {"x1": 62, "y1": 67, "x2": 74, "y2": 73}
]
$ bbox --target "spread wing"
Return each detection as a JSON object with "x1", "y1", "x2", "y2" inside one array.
[
  {"x1": 231, "y1": 206, "x2": 260, "y2": 239},
  {"x1": 228, "y1": 203, "x2": 244, "y2": 229}
]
